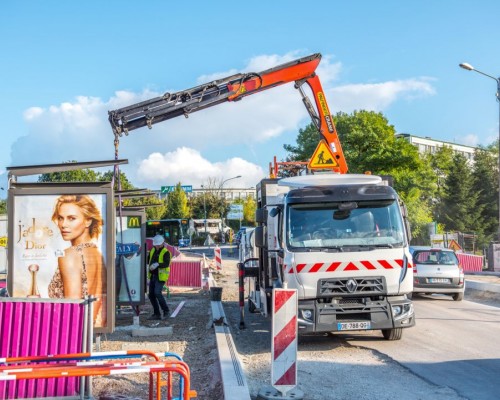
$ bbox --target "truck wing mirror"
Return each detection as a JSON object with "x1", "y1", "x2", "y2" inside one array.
[
  {"x1": 255, "y1": 208, "x2": 268, "y2": 223},
  {"x1": 269, "y1": 207, "x2": 281, "y2": 218},
  {"x1": 254, "y1": 226, "x2": 264, "y2": 247}
]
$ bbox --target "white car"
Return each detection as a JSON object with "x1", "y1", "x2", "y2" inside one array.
[{"x1": 411, "y1": 247, "x2": 465, "y2": 301}]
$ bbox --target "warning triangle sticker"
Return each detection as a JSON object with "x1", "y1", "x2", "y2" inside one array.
[{"x1": 308, "y1": 140, "x2": 338, "y2": 169}]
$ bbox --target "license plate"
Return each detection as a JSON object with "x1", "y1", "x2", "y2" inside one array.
[
  {"x1": 429, "y1": 278, "x2": 450, "y2": 283},
  {"x1": 337, "y1": 321, "x2": 371, "y2": 331}
]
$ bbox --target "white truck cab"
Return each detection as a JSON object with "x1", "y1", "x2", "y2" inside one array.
[{"x1": 245, "y1": 173, "x2": 415, "y2": 340}]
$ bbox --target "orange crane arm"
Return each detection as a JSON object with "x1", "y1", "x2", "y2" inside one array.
[{"x1": 108, "y1": 53, "x2": 347, "y2": 173}]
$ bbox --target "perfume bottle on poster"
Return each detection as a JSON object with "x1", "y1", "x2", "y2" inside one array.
[{"x1": 27, "y1": 264, "x2": 41, "y2": 298}]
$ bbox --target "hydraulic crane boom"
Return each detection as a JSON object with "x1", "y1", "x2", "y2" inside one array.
[{"x1": 108, "y1": 53, "x2": 347, "y2": 173}]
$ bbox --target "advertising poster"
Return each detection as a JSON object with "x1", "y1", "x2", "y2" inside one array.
[
  {"x1": 10, "y1": 192, "x2": 111, "y2": 331},
  {"x1": 116, "y1": 213, "x2": 145, "y2": 305}
]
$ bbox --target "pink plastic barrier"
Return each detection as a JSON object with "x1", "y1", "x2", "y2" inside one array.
[
  {"x1": 168, "y1": 260, "x2": 202, "y2": 288},
  {"x1": 457, "y1": 253, "x2": 484, "y2": 272},
  {"x1": 0, "y1": 298, "x2": 87, "y2": 399}
]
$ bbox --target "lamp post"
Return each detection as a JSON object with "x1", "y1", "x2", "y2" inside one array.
[
  {"x1": 220, "y1": 175, "x2": 242, "y2": 243},
  {"x1": 459, "y1": 62, "x2": 500, "y2": 241},
  {"x1": 201, "y1": 184, "x2": 207, "y2": 238}
]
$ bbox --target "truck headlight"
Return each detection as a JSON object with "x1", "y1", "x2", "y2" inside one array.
[
  {"x1": 302, "y1": 310, "x2": 313, "y2": 320},
  {"x1": 392, "y1": 303, "x2": 414, "y2": 318}
]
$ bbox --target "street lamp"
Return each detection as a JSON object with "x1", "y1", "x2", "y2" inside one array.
[
  {"x1": 459, "y1": 62, "x2": 500, "y2": 241},
  {"x1": 220, "y1": 175, "x2": 242, "y2": 243},
  {"x1": 201, "y1": 184, "x2": 207, "y2": 237}
]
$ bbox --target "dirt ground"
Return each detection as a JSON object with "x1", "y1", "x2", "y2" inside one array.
[
  {"x1": 91, "y1": 257, "x2": 224, "y2": 400},
  {"x1": 89, "y1": 256, "x2": 500, "y2": 400}
]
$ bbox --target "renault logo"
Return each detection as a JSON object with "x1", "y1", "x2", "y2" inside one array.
[{"x1": 346, "y1": 279, "x2": 358, "y2": 293}]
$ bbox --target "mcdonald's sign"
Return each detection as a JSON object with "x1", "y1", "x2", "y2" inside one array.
[{"x1": 127, "y1": 216, "x2": 141, "y2": 229}]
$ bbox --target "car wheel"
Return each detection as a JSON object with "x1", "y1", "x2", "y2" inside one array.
[
  {"x1": 452, "y1": 292, "x2": 464, "y2": 301},
  {"x1": 382, "y1": 328, "x2": 403, "y2": 341}
]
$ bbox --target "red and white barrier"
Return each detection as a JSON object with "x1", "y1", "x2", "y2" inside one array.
[
  {"x1": 271, "y1": 288, "x2": 298, "y2": 396},
  {"x1": 456, "y1": 253, "x2": 483, "y2": 272},
  {"x1": 214, "y1": 246, "x2": 222, "y2": 270},
  {"x1": 168, "y1": 260, "x2": 203, "y2": 288}
]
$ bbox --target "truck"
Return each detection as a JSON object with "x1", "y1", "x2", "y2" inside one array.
[{"x1": 108, "y1": 53, "x2": 415, "y2": 340}]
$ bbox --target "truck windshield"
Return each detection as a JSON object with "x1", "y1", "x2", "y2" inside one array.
[{"x1": 287, "y1": 200, "x2": 405, "y2": 250}]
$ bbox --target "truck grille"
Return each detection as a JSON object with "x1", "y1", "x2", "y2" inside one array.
[{"x1": 318, "y1": 277, "x2": 385, "y2": 296}]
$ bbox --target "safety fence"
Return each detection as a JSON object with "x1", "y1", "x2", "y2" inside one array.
[
  {"x1": 168, "y1": 260, "x2": 203, "y2": 288},
  {"x1": 0, "y1": 297, "x2": 90, "y2": 399},
  {"x1": 456, "y1": 253, "x2": 484, "y2": 272},
  {"x1": 0, "y1": 350, "x2": 197, "y2": 400}
]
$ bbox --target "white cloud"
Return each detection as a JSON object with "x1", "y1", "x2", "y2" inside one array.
[
  {"x1": 331, "y1": 79, "x2": 436, "y2": 113},
  {"x1": 137, "y1": 147, "x2": 264, "y2": 188},
  {"x1": 9, "y1": 51, "x2": 436, "y2": 188}
]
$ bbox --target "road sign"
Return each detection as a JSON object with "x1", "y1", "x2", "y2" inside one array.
[
  {"x1": 160, "y1": 185, "x2": 193, "y2": 194},
  {"x1": 227, "y1": 204, "x2": 243, "y2": 220},
  {"x1": 308, "y1": 140, "x2": 338, "y2": 169}
]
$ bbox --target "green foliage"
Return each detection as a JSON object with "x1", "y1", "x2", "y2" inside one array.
[
  {"x1": 283, "y1": 123, "x2": 320, "y2": 161},
  {"x1": 283, "y1": 112, "x2": 437, "y2": 243},
  {"x1": 38, "y1": 161, "x2": 100, "y2": 183},
  {"x1": 165, "y1": 183, "x2": 190, "y2": 218},
  {"x1": 471, "y1": 147, "x2": 498, "y2": 247},
  {"x1": 100, "y1": 170, "x2": 136, "y2": 191},
  {"x1": 145, "y1": 197, "x2": 167, "y2": 220},
  {"x1": 0, "y1": 199, "x2": 6, "y2": 214},
  {"x1": 439, "y1": 153, "x2": 483, "y2": 234},
  {"x1": 243, "y1": 196, "x2": 256, "y2": 226}
]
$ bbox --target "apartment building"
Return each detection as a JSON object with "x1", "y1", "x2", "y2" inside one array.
[{"x1": 396, "y1": 133, "x2": 477, "y2": 161}]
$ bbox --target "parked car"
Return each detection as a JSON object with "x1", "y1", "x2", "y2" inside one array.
[
  {"x1": 234, "y1": 226, "x2": 251, "y2": 245},
  {"x1": 411, "y1": 247, "x2": 465, "y2": 301}
]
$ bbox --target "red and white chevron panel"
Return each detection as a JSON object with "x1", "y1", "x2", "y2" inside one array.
[
  {"x1": 272, "y1": 288, "x2": 298, "y2": 395},
  {"x1": 214, "y1": 246, "x2": 222, "y2": 270},
  {"x1": 456, "y1": 253, "x2": 484, "y2": 272},
  {"x1": 286, "y1": 259, "x2": 407, "y2": 273}
]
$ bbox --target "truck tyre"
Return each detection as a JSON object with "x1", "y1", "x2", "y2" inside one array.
[
  {"x1": 452, "y1": 292, "x2": 464, "y2": 301},
  {"x1": 382, "y1": 328, "x2": 403, "y2": 340}
]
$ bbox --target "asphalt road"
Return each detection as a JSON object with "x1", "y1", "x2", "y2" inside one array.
[{"x1": 216, "y1": 256, "x2": 500, "y2": 400}]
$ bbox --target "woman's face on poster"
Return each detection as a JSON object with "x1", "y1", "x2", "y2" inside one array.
[{"x1": 56, "y1": 202, "x2": 91, "y2": 242}]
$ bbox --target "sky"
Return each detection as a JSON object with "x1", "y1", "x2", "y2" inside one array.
[{"x1": 2, "y1": 1, "x2": 500, "y2": 196}]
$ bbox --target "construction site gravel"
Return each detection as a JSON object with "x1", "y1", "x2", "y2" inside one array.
[{"x1": 91, "y1": 253, "x2": 500, "y2": 400}]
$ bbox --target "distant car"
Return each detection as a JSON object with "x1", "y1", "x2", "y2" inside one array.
[
  {"x1": 411, "y1": 247, "x2": 465, "y2": 301},
  {"x1": 234, "y1": 226, "x2": 251, "y2": 245}
]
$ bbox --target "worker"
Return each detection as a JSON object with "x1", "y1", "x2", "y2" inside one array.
[{"x1": 147, "y1": 235, "x2": 171, "y2": 320}]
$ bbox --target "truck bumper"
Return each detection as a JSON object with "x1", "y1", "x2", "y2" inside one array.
[{"x1": 297, "y1": 296, "x2": 415, "y2": 334}]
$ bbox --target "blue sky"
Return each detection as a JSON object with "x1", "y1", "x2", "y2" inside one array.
[{"x1": 2, "y1": 1, "x2": 500, "y2": 195}]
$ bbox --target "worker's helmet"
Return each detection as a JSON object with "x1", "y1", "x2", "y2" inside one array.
[{"x1": 153, "y1": 234, "x2": 165, "y2": 246}]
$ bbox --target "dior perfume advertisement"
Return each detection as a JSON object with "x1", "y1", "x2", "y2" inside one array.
[{"x1": 8, "y1": 187, "x2": 114, "y2": 333}]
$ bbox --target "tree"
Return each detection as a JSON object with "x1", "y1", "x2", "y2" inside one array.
[
  {"x1": 283, "y1": 123, "x2": 320, "y2": 161},
  {"x1": 165, "y1": 183, "x2": 190, "y2": 219},
  {"x1": 439, "y1": 153, "x2": 483, "y2": 234},
  {"x1": 242, "y1": 196, "x2": 256, "y2": 226},
  {"x1": 100, "y1": 170, "x2": 136, "y2": 191},
  {"x1": 282, "y1": 111, "x2": 437, "y2": 243},
  {"x1": 471, "y1": 146, "x2": 498, "y2": 246},
  {"x1": 38, "y1": 161, "x2": 100, "y2": 183},
  {"x1": 0, "y1": 199, "x2": 6, "y2": 214}
]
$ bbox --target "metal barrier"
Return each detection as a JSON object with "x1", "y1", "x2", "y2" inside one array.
[
  {"x1": 0, "y1": 297, "x2": 90, "y2": 399},
  {"x1": 168, "y1": 260, "x2": 202, "y2": 288},
  {"x1": 0, "y1": 351, "x2": 197, "y2": 400}
]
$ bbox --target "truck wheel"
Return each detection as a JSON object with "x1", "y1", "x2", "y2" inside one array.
[
  {"x1": 382, "y1": 328, "x2": 403, "y2": 340},
  {"x1": 452, "y1": 292, "x2": 464, "y2": 301}
]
